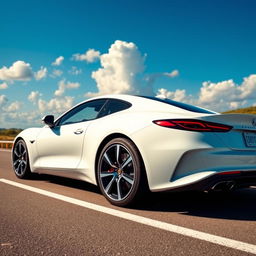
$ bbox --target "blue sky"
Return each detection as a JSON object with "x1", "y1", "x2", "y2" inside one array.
[{"x1": 1, "y1": 0, "x2": 256, "y2": 128}]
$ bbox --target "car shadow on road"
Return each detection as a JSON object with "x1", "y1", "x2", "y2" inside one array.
[
  {"x1": 30, "y1": 174, "x2": 256, "y2": 221},
  {"x1": 135, "y1": 188, "x2": 256, "y2": 221},
  {"x1": 30, "y1": 173, "x2": 101, "y2": 194}
]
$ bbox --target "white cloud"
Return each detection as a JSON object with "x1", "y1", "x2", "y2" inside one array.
[
  {"x1": 239, "y1": 74, "x2": 256, "y2": 99},
  {"x1": 229, "y1": 101, "x2": 240, "y2": 109},
  {"x1": 2, "y1": 94, "x2": 73, "y2": 128},
  {"x1": 28, "y1": 91, "x2": 41, "y2": 104},
  {"x1": 54, "y1": 79, "x2": 80, "y2": 96},
  {"x1": 0, "y1": 95, "x2": 8, "y2": 107},
  {"x1": 198, "y1": 80, "x2": 237, "y2": 104},
  {"x1": 0, "y1": 61, "x2": 34, "y2": 81},
  {"x1": 157, "y1": 88, "x2": 187, "y2": 102},
  {"x1": 51, "y1": 69, "x2": 63, "y2": 78},
  {"x1": 3, "y1": 111, "x2": 42, "y2": 128},
  {"x1": 72, "y1": 49, "x2": 100, "y2": 63},
  {"x1": 52, "y1": 56, "x2": 64, "y2": 66},
  {"x1": 76, "y1": 41, "x2": 178, "y2": 97},
  {"x1": 197, "y1": 75, "x2": 256, "y2": 110},
  {"x1": 38, "y1": 96, "x2": 74, "y2": 114},
  {"x1": 0, "y1": 82, "x2": 8, "y2": 89},
  {"x1": 88, "y1": 40, "x2": 146, "y2": 97},
  {"x1": 4, "y1": 101, "x2": 22, "y2": 112},
  {"x1": 146, "y1": 69, "x2": 179, "y2": 87},
  {"x1": 156, "y1": 85, "x2": 231, "y2": 112},
  {"x1": 164, "y1": 70, "x2": 179, "y2": 78},
  {"x1": 156, "y1": 74, "x2": 256, "y2": 112},
  {"x1": 35, "y1": 66, "x2": 47, "y2": 80},
  {"x1": 69, "y1": 66, "x2": 82, "y2": 75}
]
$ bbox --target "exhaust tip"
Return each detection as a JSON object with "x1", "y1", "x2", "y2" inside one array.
[{"x1": 211, "y1": 180, "x2": 236, "y2": 192}]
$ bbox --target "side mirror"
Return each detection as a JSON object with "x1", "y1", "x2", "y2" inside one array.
[{"x1": 42, "y1": 115, "x2": 55, "y2": 128}]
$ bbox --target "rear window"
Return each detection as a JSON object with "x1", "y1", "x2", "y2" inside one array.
[
  {"x1": 138, "y1": 96, "x2": 215, "y2": 114},
  {"x1": 97, "y1": 99, "x2": 132, "y2": 118}
]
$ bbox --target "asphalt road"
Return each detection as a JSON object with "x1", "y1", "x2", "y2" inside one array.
[{"x1": 1, "y1": 149, "x2": 256, "y2": 256}]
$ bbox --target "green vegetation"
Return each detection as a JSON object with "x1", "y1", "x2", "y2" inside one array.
[
  {"x1": 0, "y1": 128, "x2": 23, "y2": 141},
  {"x1": 223, "y1": 106, "x2": 256, "y2": 115}
]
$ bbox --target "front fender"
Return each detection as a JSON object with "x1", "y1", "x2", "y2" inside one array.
[{"x1": 13, "y1": 128, "x2": 42, "y2": 172}]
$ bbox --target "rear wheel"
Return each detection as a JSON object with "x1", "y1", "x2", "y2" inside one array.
[
  {"x1": 12, "y1": 139, "x2": 31, "y2": 179},
  {"x1": 97, "y1": 138, "x2": 144, "y2": 207}
]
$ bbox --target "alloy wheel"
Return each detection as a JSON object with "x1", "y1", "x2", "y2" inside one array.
[
  {"x1": 13, "y1": 140, "x2": 29, "y2": 178},
  {"x1": 99, "y1": 143, "x2": 136, "y2": 202}
]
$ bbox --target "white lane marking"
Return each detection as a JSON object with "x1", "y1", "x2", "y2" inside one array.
[{"x1": 0, "y1": 178, "x2": 256, "y2": 255}]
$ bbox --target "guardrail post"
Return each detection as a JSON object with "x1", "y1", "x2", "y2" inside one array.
[{"x1": 0, "y1": 141, "x2": 13, "y2": 149}]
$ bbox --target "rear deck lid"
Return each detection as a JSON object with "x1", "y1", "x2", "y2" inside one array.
[{"x1": 200, "y1": 114, "x2": 256, "y2": 149}]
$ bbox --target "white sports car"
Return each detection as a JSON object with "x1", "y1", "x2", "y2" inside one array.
[{"x1": 12, "y1": 95, "x2": 256, "y2": 206}]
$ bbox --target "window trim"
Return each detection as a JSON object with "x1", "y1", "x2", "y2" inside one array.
[
  {"x1": 54, "y1": 99, "x2": 108, "y2": 127},
  {"x1": 137, "y1": 96, "x2": 215, "y2": 114},
  {"x1": 97, "y1": 98, "x2": 132, "y2": 119},
  {"x1": 54, "y1": 98, "x2": 132, "y2": 127}
]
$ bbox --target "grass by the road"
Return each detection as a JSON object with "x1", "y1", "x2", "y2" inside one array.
[
  {"x1": 0, "y1": 136, "x2": 15, "y2": 141},
  {"x1": 223, "y1": 106, "x2": 256, "y2": 115},
  {"x1": 0, "y1": 128, "x2": 22, "y2": 141}
]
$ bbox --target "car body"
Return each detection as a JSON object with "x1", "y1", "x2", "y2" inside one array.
[{"x1": 12, "y1": 94, "x2": 256, "y2": 206}]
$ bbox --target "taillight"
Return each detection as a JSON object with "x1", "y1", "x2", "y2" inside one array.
[
  {"x1": 153, "y1": 119, "x2": 232, "y2": 132},
  {"x1": 218, "y1": 171, "x2": 241, "y2": 175}
]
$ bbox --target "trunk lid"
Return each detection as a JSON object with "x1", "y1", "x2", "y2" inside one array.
[{"x1": 200, "y1": 114, "x2": 256, "y2": 150}]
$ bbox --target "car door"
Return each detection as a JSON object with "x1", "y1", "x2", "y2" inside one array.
[{"x1": 36, "y1": 99, "x2": 107, "y2": 170}]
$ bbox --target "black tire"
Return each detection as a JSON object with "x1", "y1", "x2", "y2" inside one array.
[
  {"x1": 12, "y1": 139, "x2": 32, "y2": 179},
  {"x1": 97, "y1": 138, "x2": 145, "y2": 207}
]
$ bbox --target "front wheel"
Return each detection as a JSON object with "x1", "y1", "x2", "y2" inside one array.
[
  {"x1": 12, "y1": 139, "x2": 32, "y2": 179},
  {"x1": 97, "y1": 138, "x2": 145, "y2": 207}
]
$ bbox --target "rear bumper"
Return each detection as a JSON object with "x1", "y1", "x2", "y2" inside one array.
[
  {"x1": 150, "y1": 147, "x2": 256, "y2": 192},
  {"x1": 171, "y1": 148, "x2": 256, "y2": 182},
  {"x1": 166, "y1": 171, "x2": 256, "y2": 192}
]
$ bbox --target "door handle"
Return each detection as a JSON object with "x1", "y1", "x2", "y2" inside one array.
[{"x1": 74, "y1": 129, "x2": 84, "y2": 135}]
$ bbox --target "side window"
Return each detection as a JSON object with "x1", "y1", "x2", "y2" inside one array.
[
  {"x1": 57, "y1": 99, "x2": 106, "y2": 126},
  {"x1": 98, "y1": 99, "x2": 131, "y2": 118}
]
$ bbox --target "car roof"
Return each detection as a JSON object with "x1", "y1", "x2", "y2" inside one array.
[{"x1": 85, "y1": 94, "x2": 216, "y2": 115}]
